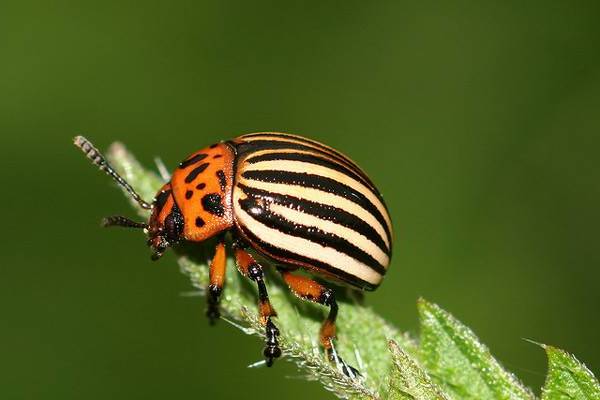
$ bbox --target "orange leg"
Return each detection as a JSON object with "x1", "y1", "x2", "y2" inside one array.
[
  {"x1": 207, "y1": 238, "x2": 226, "y2": 324},
  {"x1": 235, "y1": 246, "x2": 281, "y2": 366},
  {"x1": 279, "y1": 269, "x2": 359, "y2": 377}
]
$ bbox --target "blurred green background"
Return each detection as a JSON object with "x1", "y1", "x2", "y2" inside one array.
[{"x1": 1, "y1": 1, "x2": 599, "y2": 398}]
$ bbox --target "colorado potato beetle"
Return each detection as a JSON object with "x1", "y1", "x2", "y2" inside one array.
[{"x1": 74, "y1": 132, "x2": 393, "y2": 375}]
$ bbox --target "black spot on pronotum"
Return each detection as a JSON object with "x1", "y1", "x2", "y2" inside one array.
[
  {"x1": 196, "y1": 183, "x2": 206, "y2": 190},
  {"x1": 210, "y1": 143, "x2": 219, "y2": 149},
  {"x1": 185, "y1": 190, "x2": 194, "y2": 200},
  {"x1": 154, "y1": 190, "x2": 172, "y2": 213},
  {"x1": 213, "y1": 154, "x2": 223, "y2": 159},
  {"x1": 179, "y1": 153, "x2": 208, "y2": 169},
  {"x1": 184, "y1": 163, "x2": 209, "y2": 183},
  {"x1": 201, "y1": 193, "x2": 224, "y2": 217},
  {"x1": 195, "y1": 217, "x2": 205, "y2": 227},
  {"x1": 216, "y1": 170, "x2": 227, "y2": 191}
]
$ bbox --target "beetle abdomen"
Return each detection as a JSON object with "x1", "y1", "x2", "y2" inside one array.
[{"x1": 232, "y1": 133, "x2": 393, "y2": 290}]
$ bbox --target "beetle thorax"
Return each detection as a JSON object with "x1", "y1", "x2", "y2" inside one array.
[{"x1": 168, "y1": 142, "x2": 235, "y2": 242}]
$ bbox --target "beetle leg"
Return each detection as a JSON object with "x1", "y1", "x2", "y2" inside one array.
[
  {"x1": 279, "y1": 269, "x2": 360, "y2": 378},
  {"x1": 207, "y1": 237, "x2": 226, "y2": 324},
  {"x1": 234, "y1": 248, "x2": 281, "y2": 366}
]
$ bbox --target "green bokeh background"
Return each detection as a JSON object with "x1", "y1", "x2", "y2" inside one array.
[{"x1": 2, "y1": 1, "x2": 599, "y2": 398}]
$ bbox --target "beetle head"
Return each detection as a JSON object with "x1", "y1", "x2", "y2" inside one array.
[
  {"x1": 100, "y1": 184, "x2": 184, "y2": 261},
  {"x1": 143, "y1": 184, "x2": 184, "y2": 260},
  {"x1": 74, "y1": 136, "x2": 184, "y2": 261}
]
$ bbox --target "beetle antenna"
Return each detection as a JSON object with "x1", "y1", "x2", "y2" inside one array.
[
  {"x1": 74, "y1": 136, "x2": 152, "y2": 210},
  {"x1": 101, "y1": 215, "x2": 148, "y2": 229}
]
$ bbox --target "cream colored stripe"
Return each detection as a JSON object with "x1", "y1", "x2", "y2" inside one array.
[
  {"x1": 237, "y1": 177, "x2": 390, "y2": 249},
  {"x1": 246, "y1": 148, "x2": 375, "y2": 189},
  {"x1": 235, "y1": 205, "x2": 383, "y2": 285},
  {"x1": 243, "y1": 159, "x2": 393, "y2": 234},
  {"x1": 241, "y1": 134, "x2": 366, "y2": 174},
  {"x1": 269, "y1": 203, "x2": 389, "y2": 268}
]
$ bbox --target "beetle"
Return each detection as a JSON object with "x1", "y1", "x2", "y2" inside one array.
[{"x1": 74, "y1": 132, "x2": 393, "y2": 376}]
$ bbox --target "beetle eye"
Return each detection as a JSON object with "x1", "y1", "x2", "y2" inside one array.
[
  {"x1": 163, "y1": 215, "x2": 179, "y2": 243},
  {"x1": 163, "y1": 207, "x2": 184, "y2": 244}
]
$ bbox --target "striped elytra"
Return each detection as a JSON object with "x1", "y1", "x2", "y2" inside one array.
[
  {"x1": 230, "y1": 133, "x2": 393, "y2": 290},
  {"x1": 75, "y1": 132, "x2": 394, "y2": 373}
]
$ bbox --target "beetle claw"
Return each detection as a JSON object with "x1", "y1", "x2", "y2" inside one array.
[
  {"x1": 206, "y1": 306, "x2": 220, "y2": 325},
  {"x1": 327, "y1": 348, "x2": 362, "y2": 379}
]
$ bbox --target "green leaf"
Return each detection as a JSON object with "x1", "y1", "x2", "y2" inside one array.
[
  {"x1": 541, "y1": 345, "x2": 600, "y2": 400},
  {"x1": 417, "y1": 299, "x2": 534, "y2": 400},
  {"x1": 386, "y1": 340, "x2": 450, "y2": 400},
  {"x1": 102, "y1": 141, "x2": 418, "y2": 399}
]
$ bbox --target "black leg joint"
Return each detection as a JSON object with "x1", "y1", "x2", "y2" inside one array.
[
  {"x1": 319, "y1": 288, "x2": 336, "y2": 307},
  {"x1": 318, "y1": 288, "x2": 338, "y2": 323},
  {"x1": 247, "y1": 263, "x2": 263, "y2": 281},
  {"x1": 208, "y1": 284, "x2": 222, "y2": 299},
  {"x1": 232, "y1": 237, "x2": 248, "y2": 250}
]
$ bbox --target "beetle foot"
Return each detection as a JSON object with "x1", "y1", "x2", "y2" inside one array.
[
  {"x1": 206, "y1": 305, "x2": 220, "y2": 325},
  {"x1": 327, "y1": 348, "x2": 361, "y2": 379},
  {"x1": 263, "y1": 318, "x2": 282, "y2": 366},
  {"x1": 206, "y1": 284, "x2": 222, "y2": 325}
]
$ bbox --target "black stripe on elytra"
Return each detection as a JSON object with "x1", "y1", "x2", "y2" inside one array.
[
  {"x1": 184, "y1": 163, "x2": 209, "y2": 183},
  {"x1": 241, "y1": 170, "x2": 392, "y2": 244},
  {"x1": 216, "y1": 170, "x2": 227, "y2": 191},
  {"x1": 201, "y1": 193, "x2": 224, "y2": 217},
  {"x1": 179, "y1": 153, "x2": 208, "y2": 169},
  {"x1": 241, "y1": 133, "x2": 347, "y2": 158},
  {"x1": 239, "y1": 197, "x2": 386, "y2": 275},
  {"x1": 237, "y1": 139, "x2": 373, "y2": 187},
  {"x1": 236, "y1": 223, "x2": 377, "y2": 291},
  {"x1": 246, "y1": 151, "x2": 377, "y2": 195},
  {"x1": 238, "y1": 183, "x2": 390, "y2": 254},
  {"x1": 240, "y1": 133, "x2": 368, "y2": 178},
  {"x1": 153, "y1": 189, "x2": 172, "y2": 213}
]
